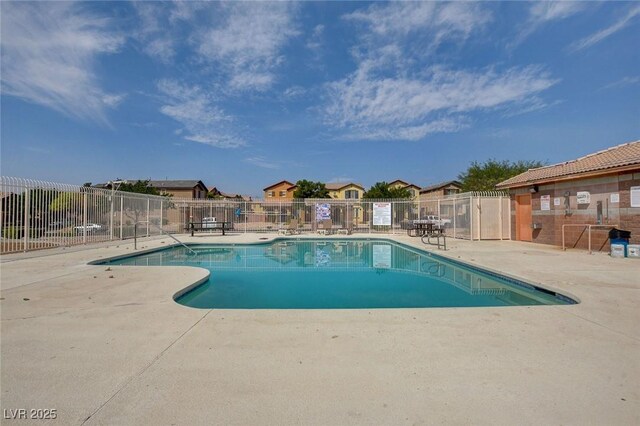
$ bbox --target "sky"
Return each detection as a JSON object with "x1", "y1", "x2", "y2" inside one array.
[{"x1": 1, "y1": 1, "x2": 639, "y2": 198}]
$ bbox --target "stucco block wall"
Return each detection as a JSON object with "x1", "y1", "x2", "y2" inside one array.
[{"x1": 509, "y1": 171, "x2": 640, "y2": 251}]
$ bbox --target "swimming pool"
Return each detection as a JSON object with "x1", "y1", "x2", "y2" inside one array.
[{"x1": 100, "y1": 239, "x2": 577, "y2": 309}]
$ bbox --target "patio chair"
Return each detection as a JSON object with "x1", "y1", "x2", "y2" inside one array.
[
  {"x1": 278, "y1": 219, "x2": 300, "y2": 236},
  {"x1": 317, "y1": 219, "x2": 332, "y2": 235},
  {"x1": 336, "y1": 223, "x2": 353, "y2": 235}
]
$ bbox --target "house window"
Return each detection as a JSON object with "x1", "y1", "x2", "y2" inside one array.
[
  {"x1": 408, "y1": 189, "x2": 415, "y2": 197},
  {"x1": 268, "y1": 191, "x2": 274, "y2": 197},
  {"x1": 345, "y1": 190, "x2": 359, "y2": 199},
  {"x1": 444, "y1": 189, "x2": 459, "y2": 195},
  {"x1": 279, "y1": 190, "x2": 287, "y2": 197}
]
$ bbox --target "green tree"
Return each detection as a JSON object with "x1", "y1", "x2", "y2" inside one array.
[
  {"x1": 363, "y1": 182, "x2": 411, "y2": 199},
  {"x1": 293, "y1": 180, "x2": 329, "y2": 199},
  {"x1": 457, "y1": 159, "x2": 545, "y2": 192},
  {"x1": 49, "y1": 192, "x2": 82, "y2": 213},
  {"x1": 114, "y1": 180, "x2": 172, "y2": 225},
  {"x1": 118, "y1": 180, "x2": 166, "y2": 196}
]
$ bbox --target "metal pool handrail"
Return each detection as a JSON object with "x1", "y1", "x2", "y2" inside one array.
[
  {"x1": 561, "y1": 224, "x2": 618, "y2": 254},
  {"x1": 134, "y1": 221, "x2": 196, "y2": 255}
]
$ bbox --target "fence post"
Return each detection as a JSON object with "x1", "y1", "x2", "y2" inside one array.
[
  {"x1": 23, "y1": 188, "x2": 30, "y2": 252},
  {"x1": 244, "y1": 201, "x2": 247, "y2": 234},
  {"x1": 119, "y1": 196, "x2": 124, "y2": 240},
  {"x1": 469, "y1": 195, "x2": 473, "y2": 241},
  {"x1": 453, "y1": 197, "x2": 457, "y2": 240},
  {"x1": 109, "y1": 192, "x2": 114, "y2": 241},
  {"x1": 160, "y1": 199, "x2": 164, "y2": 233},
  {"x1": 146, "y1": 199, "x2": 150, "y2": 237},
  {"x1": 499, "y1": 195, "x2": 503, "y2": 240},
  {"x1": 83, "y1": 191, "x2": 87, "y2": 244}
]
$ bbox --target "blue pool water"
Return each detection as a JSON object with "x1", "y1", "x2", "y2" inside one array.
[{"x1": 102, "y1": 239, "x2": 576, "y2": 309}]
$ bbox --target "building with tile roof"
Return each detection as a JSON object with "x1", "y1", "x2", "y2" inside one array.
[
  {"x1": 96, "y1": 179, "x2": 208, "y2": 199},
  {"x1": 419, "y1": 180, "x2": 463, "y2": 199},
  {"x1": 263, "y1": 180, "x2": 297, "y2": 200},
  {"x1": 496, "y1": 141, "x2": 640, "y2": 189},
  {"x1": 387, "y1": 180, "x2": 421, "y2": 200},
  {"x1": 496, "y1": 140, "x2": 640, "y2": 250}
]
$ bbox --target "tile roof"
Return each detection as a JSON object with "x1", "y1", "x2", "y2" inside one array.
[
  {"x1": 325, "y1": 182, "x2": 364, "y2": 190},
  {"x1": 496, "y1": 141, "x2": 640, "y2": 188},
  {"x1": 263, "y1": 180, "x2": 295, "y2": 191},
  {"x1": 148, "y1": 180, "x2": 206, "y2": 189},
  {"x1": 420, "y1": 180, "x2": 462, "y2": 193},
  {"x1": 95, "y1": 180, "x2": 207, "y2": 189},
  {"x1": 388, "y1": 179, "x2": 421, "y2": 189}
]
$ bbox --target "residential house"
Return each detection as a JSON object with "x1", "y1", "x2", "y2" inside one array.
[
  {"x1": 209, "y1": 187, "x2": 252, "y2": 201},
  {"x1": 95, "y1": 180, "x2": 208, "y2": 199},
  {"x1": 147, "y1": 180, "x2": 208, "y2": 199},
  {"x1": 325, "y1": 182, "x2": 365, "y2": 200},
  {"x1": 419, "y1": 180, "x2": 463, "y2": 199},
  {"x1": 387, "y1": 180, "x2": 421, "y2": 200},
  {"x1": 496, "y1": 140, "x2": 640, "y2": 250},
  {"x1": 263, "y1": 180, "x2": 296, "y2": 200}
]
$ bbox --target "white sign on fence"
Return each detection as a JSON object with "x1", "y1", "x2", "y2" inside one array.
[
  {"x1": 315, "y1": 203, "x2": 331, "y2": 221},
  {"x1": 372, "y1": 244, "x2": 391, "y2": 269},
  {"x1": 610, "y1": 193, "x2": 620, "y2": 203},
  {"x1": 554, "y1": 197, "x2": 561, "y2": 206},
  {"x1": 372, "y1": 202, "x2": 391, "y2": 226}
]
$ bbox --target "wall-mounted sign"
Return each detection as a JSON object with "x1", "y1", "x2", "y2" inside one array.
[
  {"x1": 373, "y1": 202, "x2": 391, "y2": 226},
  {"x1": 631, "y1": 186, "x2": 640, "y2": 208},
  {"x1": 554, "y1": 197, "x2": 561, "y2": 206},
  {"x1": 610, "y1": 193, "x2": 620, "y2": 203},
  {"x1": 576, "y1": 191, "x2": 591, "y2": 204},
  {"x1": 540, "y1": 195, "x2": 550, "y2": 211}
]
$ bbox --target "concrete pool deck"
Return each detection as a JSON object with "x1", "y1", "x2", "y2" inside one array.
[{"x1": 1, "y1": 233, "x2": 639, "y2": 425}]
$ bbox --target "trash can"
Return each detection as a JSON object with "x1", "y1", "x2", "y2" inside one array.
[{"x1": 609, "y1": 228, "x2": 631, "y2": 257}]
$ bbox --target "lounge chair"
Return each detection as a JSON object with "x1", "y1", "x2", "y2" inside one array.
[
  {"x1": 278, "y1": 219, "x2": 300, "y2": 235},
  {"x1": 336, "y1": 223, "x2": 353, "y2": 235},
  {"x1": 317, "y1": 219, "x2": 332, "y2": 235}
]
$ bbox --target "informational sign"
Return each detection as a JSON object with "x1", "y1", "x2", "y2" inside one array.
[
  {"x1": 315, "y1": 203, "x2": 331, "y2": 221},
  {"x1": 540, "y1": 195, "x2": 551, "y2": 211},
  {"x1": 372, "y1": 244, "x2": 391, "y2": 269},
  {"x1": 610, "y1": 193, "x2": 620, "y2": 204},
  {"x1": 372, "y1": 202, "x2": 391, "y2": 226},
  {"x1": 631, "y1": 186, "x2": 640, "y2": 208},
  {"x1": 576, "y1": 191, "x2": 591, "y2": 204},
  {"x1": 554, "y1": 197, "x2": 561, "y2": 206}
]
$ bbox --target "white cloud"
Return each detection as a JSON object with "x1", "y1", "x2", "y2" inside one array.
[
  {"x1": 169, "y1": 1, "x2": 208, "y2": 23},
  {"x1": 325, "y1": 2, "x2": 558, "y2": 142},
  {"x1": 344, "y1": 2, "x2": 491, "y2": 45},
  {"x1": 0, "y1": 2, "x2": 124, "y2": 122},
  {"x1": 306, "y1": 24, "x2": 325, "y2": 51},
  {"x1": 244, "y1": 157, "x2": 280, "y2": 170},
  {"x1": 601, "y1": 76, "x2": 640, "y2": 90},
  {"x1": 195, "y1": 2, "x2": 299, "y2": 92},
  {"x1": 132, "y1": 2, "x2": 176, "y2": 63},
  {"x1": 511, "y1": 1, "x2": 585, "y2": 47},
  {"x1": 157, "y1": 79, "x2": 245, "y2": 149},
  {"x1": 324, "y1": 66, "x2": 558, "y2": 141},
  {"x1": 529, "y1": 1, "x2": 585, "y2": 22},
  {"x1": 283, "y1": 86, "x2": 307, "y2": 99},
  {"x1": 570, "y1": 5, "x2": 640, "y2": 52}
]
